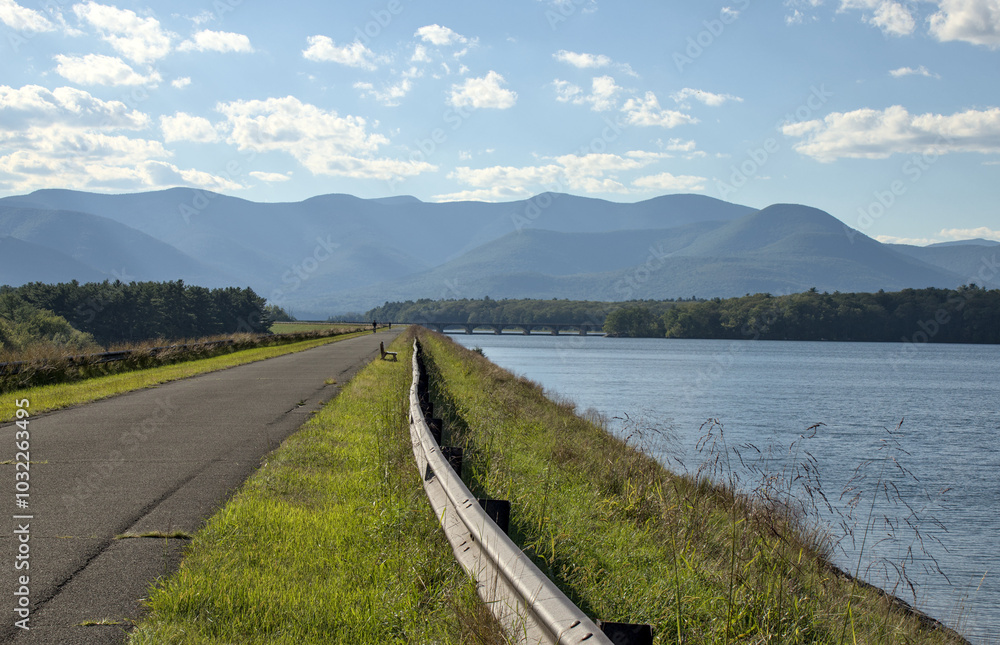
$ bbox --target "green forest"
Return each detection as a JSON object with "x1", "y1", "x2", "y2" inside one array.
[
  {"x1": 367, "y1": 286, "x2": 1000, "y2": 344},
  {"x1": 1, "y1": 280, "x2": 276, "y2": 349},
  {"x1": 364, "y1": 297, "x2": 682, "y2": 327},
  {"x1": 610, "y1": 285, "x2": 1000, "y2": 343}
]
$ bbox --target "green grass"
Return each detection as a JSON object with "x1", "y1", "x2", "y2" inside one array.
[
  {"x1": 417, "y1": 329, "x2": 969, "y2": 645},
  {"x1": 128, "y1": 330, "x2": 505, "y2": 645},
  {"x1": 0, "y1": 331, "x2": 370, "y2": 422},
  {"x1": 270, "y1": 322, "x2": 365, "y2": 334}
]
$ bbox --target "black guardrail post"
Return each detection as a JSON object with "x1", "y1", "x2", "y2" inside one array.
[
  {"x1": 477, "y1": 499, "x2": 511, "y2": 535},
  {"x1": 597, "y1": 621, "x2": 654, "y2": 645},
  {"x1": 441, "y1": 446, "x2": 463, "y2": 478}
]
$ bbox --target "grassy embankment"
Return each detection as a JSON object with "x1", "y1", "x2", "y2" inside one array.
[
  {"x1": 269, "y1": 321, "x2": 362, "y2": 334},
  {"x1": 128, "y1": 330, "x2": 504, "y2": 644},
  {"x1": 416, "y1": 329, "x2": 969, "y2": 644},
  {"x1": 0, "y1": 327, "x2": 376, "y2": 422}
]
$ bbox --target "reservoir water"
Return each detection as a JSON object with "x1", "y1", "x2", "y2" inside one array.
[{"x1": 450, "y1": 334, "x2": 999, "y2": 643}]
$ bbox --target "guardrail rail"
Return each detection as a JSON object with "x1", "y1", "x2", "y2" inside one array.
[{"x1": 409, "y1": 339, "x2": 651, "y2": 645}]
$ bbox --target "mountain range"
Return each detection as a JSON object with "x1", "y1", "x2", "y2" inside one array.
[{"x1": 1, "y1": 188, "x2": 996, "y2": 318}]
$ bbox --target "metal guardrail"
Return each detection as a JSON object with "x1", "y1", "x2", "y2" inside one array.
[{"x1": 408, "y1": 339, "x2": 615, "y2": 645}]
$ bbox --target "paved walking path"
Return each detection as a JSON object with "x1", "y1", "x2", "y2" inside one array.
[{"x1": 0, "y1": 329, "x2": 402, "y2": 644}]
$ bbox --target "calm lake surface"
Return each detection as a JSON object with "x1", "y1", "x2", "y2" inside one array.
[{"x1": 451, "y1": 334, "x2": 999, "y2": 643}]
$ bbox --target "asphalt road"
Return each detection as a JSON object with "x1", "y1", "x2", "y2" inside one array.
[{"x1": 0, "y1": 329, "x2": 402, "y2": 644}]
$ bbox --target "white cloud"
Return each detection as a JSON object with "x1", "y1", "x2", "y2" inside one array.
[
  {"x1": 839, "y1": 0, "x2": 917, "y2": 35},
  {"x1": 875, "y1": 234, "x2": 942, "y2": 245},
  {"x1": 622, "y1": 92, "x2": 699, "y2": 128},
  {"x1": 178, "y1": 29, "x2": 253, "y2": 54},
  {"x1": 939, "y1": 226, "x2": 1000, "y2": 241},
  {"x1": 929, "y1": 0, "x2": 1000, "y2": 48},
  {"x1": 431, "y1": 186, "x2": 535, "y2": 202},
  {"x1": 449, "y1": 71, "x2": 517, "y2": 109},
  {"x1": 415, "y1": 24, "x2": 468, "y2": 46},
  {"x1": 632, "y1": 171, "x2": 708, "y2": 191},
  {"x1": 172, "y1": 77, "x2": 192, "y2": 89},
  {"x1": 249, "y1": 171, "x2": 291, "y2": 182},
  {"x1": 0, "y1": 84, "x2": 148, "y2": 129},
  {"x1": 73, "y1": 2, "x2": 174, "y2": 64},
  {"x1": 670, "y1": 87, "x2": 744, "y2": 107},
  {"x1": 553, "y1": 50, "x2": 611, "y2": 68},
  {"x1": 553, "y1": 79, "x2": 583, "y2": 103},
  {"x1": 354, "y1": 78, "x2": 414, "y2": 106},
  {"x1": 552, "y1": 76, "x2": 623, "y2": 111},
  {"x1": 0, "y1": 86, "x2": 238, "y2": 193},
  {"x1": 889, "y1": 65, "x2": 941, "y2": 78},
  {"x1": 302, "y1": 36, "x2": 378, "y2": 70},
  {"x1": 587, "y1": 76, "x2": 621, "y2": 111},
  {"x1": 435, "y1": 150, "x2": 670, "y2": 201},
  {"x1": 0, "y1": 0, "x2": 55, "y2": 32},
  {"x1": 783, "y1": 105, "x2": 1000, "y2": 161},
  {"x1": 216, "y1": 95, "x2": 436, "y2": 180},
  {"x1": 160, "y1": 112, "x2": 219, "y2": 143},
  {"x1": 411, "y1": 44, "x2": 431, "y2": 63},
  {"x1": 54, "y1": 54, "x2": 161, "y2": 86}
]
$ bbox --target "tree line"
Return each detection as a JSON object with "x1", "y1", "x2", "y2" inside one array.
[
  {"x1": 1, "y1": 280, "x2": 276, "y2": 347},
  {"x1": 366, "y1": 287, "x2": 1000, "y2": 344},
  {"x1": 605, "y1": 286, "x2": 1000, "y2": 343},
  {"x1": 365, "y1": 296, "x2": 680, "y2": 326}
]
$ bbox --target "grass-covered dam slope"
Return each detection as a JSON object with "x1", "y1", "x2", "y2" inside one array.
[
  {"x1": 416, "y1": 329, "x2": 968, "y2": 645},
  {"x1": 128, "y1": 330, "x2": 504, "y2": 644},
  {"x1": 129, "y1": 327, "x2": 968, "y2": 644}
]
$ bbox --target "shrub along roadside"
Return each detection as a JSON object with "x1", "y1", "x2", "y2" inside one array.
[
  {"x1": 127, "y1": 330, "x2": 505, "y2": 645},
  {"x1": 417, "y1": 328, "x2": 969, "y2": 644},
  {"x1": 0, "y1": 329, "x2": 374, "y2": 422},
  {"x1": 0, "y1": 325, "x2": 370, "y2": 394}
]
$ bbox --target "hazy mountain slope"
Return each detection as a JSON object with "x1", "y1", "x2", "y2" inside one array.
[
  {"x1": 0, "y1": 236, "x2": 107, "y2": 285},
  {"x1": 415, "y1": 223, "x2": 725, "y2": 278},
  {"x1": 0, "y1": 206, "x2": 233, "y2": 287},
  {"x1": 326, "y1": 204, "x2": 965, "y2": 311},
  {"x1": 0, "y1": 190, "x2": 976, "y2": 315},
  {"x1": 888, "y1": 241, "x2": 1000, "y2": 288}
]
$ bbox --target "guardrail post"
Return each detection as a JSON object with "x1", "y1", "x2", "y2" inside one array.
[
  {"x1": 428, "y1": 418, "x2": 443, "y2": 444},
  {"x1": 597, "y1": 621, "x2": 654, "y2": 645},
  {"x1": 441, "y1": 446, "x2": 463, "y2": 478},
  {"x1": 477, "y1": 499, "x2": 510, "y2": 535}
]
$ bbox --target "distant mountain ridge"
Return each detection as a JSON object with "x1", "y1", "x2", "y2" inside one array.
[{"x1": 0, "y1": 188, "x2": 993, "y2": 316}]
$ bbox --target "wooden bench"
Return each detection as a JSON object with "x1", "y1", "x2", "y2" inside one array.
[{"x1": 379, "y1": 341, "x2": 397, "y2": 361}]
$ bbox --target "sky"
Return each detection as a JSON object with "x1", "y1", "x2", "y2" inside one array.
[{"x1": 1, "y1": 0, "x2": 999, "y2": 246}]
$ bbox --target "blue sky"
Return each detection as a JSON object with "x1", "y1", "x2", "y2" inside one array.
[{"x1": 1, "y1": 0, "x2": 998, "y2": 245}]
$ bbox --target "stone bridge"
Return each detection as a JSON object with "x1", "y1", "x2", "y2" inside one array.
[{"x1": 426, "y1": 322, "x2": 602, "y2": 335}]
